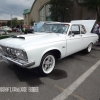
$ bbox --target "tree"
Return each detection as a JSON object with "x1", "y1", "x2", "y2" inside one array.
[
  {"x1": 7, "y1": 20, "x2": 11, "y2": 26},
  {"x1": 49, "y1": 0, "x2": 73, "y2": 22},
  {"x1": 19, "y1": 20, "x2": 24, "y2": 25},
  {"x1": 30, "y1": 18, "x2": 35, "y2": 26},
  {"x1": 12, "y1": 18, "x2": 19, "y2": 27},
  {"x1": 2, "y1": 22, "x2": 7, "y2": 26},
  {"x1": 82, "y1": 0, "x2": 100, "y2": 21}
]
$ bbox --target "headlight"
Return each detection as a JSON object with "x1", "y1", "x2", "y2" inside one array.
[
  {"x1": 6, "y1": 47, "x2": 27, "y2": 61},
  {"x1": 15, "y1": 50, "x2": 23, "y2": 57},
  {"x1": 15, "y1": 50, "x2": 27, "y2": 61},
  {"x1": 6, "y1": 48, "x2": 10, "y2": 54},
  {"x1": 0, "y1": 46, "x2": 2, "y2": 53},
  {"x1": 11, "y1": 49, "x2": 16, "y2": 55}
]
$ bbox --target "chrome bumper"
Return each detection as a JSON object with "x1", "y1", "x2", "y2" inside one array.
[{"x1": 0, "y1": 55, "x2": 35, "y2": 68}]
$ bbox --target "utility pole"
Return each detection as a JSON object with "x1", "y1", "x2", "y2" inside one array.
[{"x1": 11, "y1": 15, "x2": 12, "y2": 27}]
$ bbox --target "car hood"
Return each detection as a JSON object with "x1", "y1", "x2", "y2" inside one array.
[
  {"x1": 71, "y1": 20, "x2": 96, "y2": 33},
  {"x1": 0, "y1": 33, "x2": 65, "y2": 49}
]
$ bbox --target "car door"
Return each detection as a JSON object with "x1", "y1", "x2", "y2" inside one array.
[
  {"x1": 66, "y1": 24, "x2": 83, "y2": 56},
  {"x1": 79, "y1": 25, "x2": 88, "y2": 48}
]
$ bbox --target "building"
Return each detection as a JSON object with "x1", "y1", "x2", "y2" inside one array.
[
  {"x1": 0, "y1": 20, "x2": 9, "y2": 26},
  {"x1": 23, "y1": 0, "x2": 97, "y2": 25}
]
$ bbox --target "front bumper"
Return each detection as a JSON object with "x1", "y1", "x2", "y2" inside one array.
[{"x1": 0, "y1": 55, "x2": 35, "y2": 68}]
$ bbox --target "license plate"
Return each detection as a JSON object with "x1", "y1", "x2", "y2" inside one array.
[{"x1": 2, "y1": 56, "x2": 8, "y2": 63}]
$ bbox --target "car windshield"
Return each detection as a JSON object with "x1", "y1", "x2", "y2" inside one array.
[{"x1": 38, "y1": 24, "x2": 69, "y2": 34}]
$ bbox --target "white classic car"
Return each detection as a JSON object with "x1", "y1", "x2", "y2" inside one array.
[{"x1": 0, "y1": 20, "x2": 98, "y2": 76}]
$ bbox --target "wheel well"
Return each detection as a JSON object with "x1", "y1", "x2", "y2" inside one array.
[
  {"x1": 44, "y1": 49, "x2": 61, "y2": 60},
  {"x1": 88, "y1": 42, "x2": 93, "y2": 46}
]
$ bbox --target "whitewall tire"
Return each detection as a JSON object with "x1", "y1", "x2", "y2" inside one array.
[
  {"x1": 39, "y1": 53, "x2": 55, "y2": 76},
  {"x1": 85, "y1": 43, "x2": 93, "y2": 53}
]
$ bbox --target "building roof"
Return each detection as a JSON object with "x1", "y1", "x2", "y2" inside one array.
[
  {"x1": 23, "y1": 9, "x2": 31, "y2": 15},
  {"x1": 23, "y1": 0, "x2": 37, "y2": 15}
]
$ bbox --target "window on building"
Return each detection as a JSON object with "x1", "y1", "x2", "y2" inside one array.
[
  {"x1": 40, "y1": 6, "x2": 45, "y2": 21},
  {"x1": 46, "y1": 4, "x2": 51, "y2": 21},
  {"x1": 39, "y1": 4, "x2": 51, "y2": 21},
  {"x1": 25, "y1": 15, "x2": 26, "y2": 18}
]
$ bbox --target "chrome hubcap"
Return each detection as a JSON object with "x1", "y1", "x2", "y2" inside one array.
[
  {"x1": 42, "y1": 55, "x2": 55, "y2": 74},
  {"x1": 88, "y1": 43, "x2": 92, "y2": 52}
]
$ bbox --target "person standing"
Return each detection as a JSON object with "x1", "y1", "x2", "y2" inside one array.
[
  {"x1": 98, "y1": 22, "x2": 100, "y2": 41},
  {"x1": 19, "y1": 24, "x2": 23, "y2": 34},
  {"x1": 98, "y1": 22, "x2": 100, "y2": 33},
  {"x1": 23, "y1": 26, "x2": 26, "y2": 34},
  {"x1": 93, "y1": 24, "x2": 99, "y2": 34}
]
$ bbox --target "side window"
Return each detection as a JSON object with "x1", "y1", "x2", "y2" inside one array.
[
  {"x1": 72, "y1": 25, "x2": 80, "y2": 35},
  {"x1": 80, "y1": 25, "x2": 86, "y2": 34},
  {"x1": 68, "y1": 25, "x2": 80, "y2": 35}
]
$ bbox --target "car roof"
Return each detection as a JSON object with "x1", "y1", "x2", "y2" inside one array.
[{"x1": 45, "y1": 22, "x2": 70, "y2": 24}]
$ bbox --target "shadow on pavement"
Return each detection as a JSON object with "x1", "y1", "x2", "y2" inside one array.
[
  {"x1": 8, "y1": 64, "x2": 44, "y2": 86},
  {"x1": 48, "y1": 69, "x2": 67, "y2": 80}
]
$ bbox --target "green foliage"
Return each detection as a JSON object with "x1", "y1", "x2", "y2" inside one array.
[
  {"x1": 2, "y1": 22, "x2": 7, "y2": 26},
  {"x1": 49, "y1": 0, "x2": 73, "y2": 22},
  {"x1": 7, "y1": 18, "x2": 24, "y2": 27},
  {"x1": 30, "y1": 19, "x2": 35, "y2": 26},
  {"x1": 12, "y1": 18, "x2": 19, "y2": 27},
  {"x1": 7, "y1": 20, "x2": 11, "y2": 27},
  {"x1": 82, "y1": 0, "x2": 100, "y2": 21},
  {"x1": 19, "y1": 20, "x2": 24, "y2": 25}
]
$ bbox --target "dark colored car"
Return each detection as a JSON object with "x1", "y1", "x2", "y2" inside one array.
[
  {"x1": 23, "y1": 26, "x2": 34, "y2": 34},
  {"x1": 12, "y1": 27, "x2": 19, "y2": 32}
]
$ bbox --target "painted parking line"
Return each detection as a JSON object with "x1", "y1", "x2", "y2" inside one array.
[
  {"x1": 53, "y1": 60, "x2": 100, "y2": 100},
  {"x1": 54, "y1": 84, "x2": 86, "y2": 100}
]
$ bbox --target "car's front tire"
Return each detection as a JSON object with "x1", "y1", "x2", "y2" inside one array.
[{"x1": 39, "y1": 53, "x2": 55, "y2": 76}]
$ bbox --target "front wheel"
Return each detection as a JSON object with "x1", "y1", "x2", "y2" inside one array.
[
  {"x1": 39, "y1": 53, "x2": 55, "y2": 76},
  {"x1": 84, "y1": 43, "x2": 93, "y2": 53}
]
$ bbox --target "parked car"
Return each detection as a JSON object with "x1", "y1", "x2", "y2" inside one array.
[
  {"x1": 0, "y1": 20, "x2": 98, "y2": 76},
  {"x1": 2, "y1": 26, "x2": 12, "y2": 32},
  {"x1": 0, "y1": 30, "x2": 15, "y2": 40},
  {"x1": 0, "y1": 30, "x2": 9, "y2": 35},
  {"x1": 12, "y1": 27, "x2": 19, "y2": 32},
  {"x1": 23, "y1": 25, "x2": 33, "y2": 34}
]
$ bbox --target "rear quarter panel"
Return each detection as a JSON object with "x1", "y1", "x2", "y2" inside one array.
[{"x1": 82, "y1": 33, "x2": 98, "y2": 48}]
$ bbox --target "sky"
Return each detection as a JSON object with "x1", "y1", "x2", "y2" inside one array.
[{"x1": 0, "y1": 0, "x2": 35, "y2": 20}]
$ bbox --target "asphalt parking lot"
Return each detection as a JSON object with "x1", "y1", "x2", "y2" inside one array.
[{"x1": 0, "y1": 32, "x2": 100, "y2": 100}]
